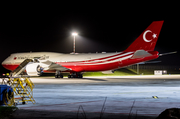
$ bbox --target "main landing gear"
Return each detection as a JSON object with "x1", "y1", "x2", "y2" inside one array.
[
  {"x1": 55, "y1": 71, "x2": 63, "y2": 78},
  {"x1": 68, "y1": 73, "x2": 83, "y2": 78},
  {"x1": 55, "y1": 71, "x2": 83, "y2": 78},
  {"x1": 55, "y1": 74, "x2": 63, "y2": 78}
]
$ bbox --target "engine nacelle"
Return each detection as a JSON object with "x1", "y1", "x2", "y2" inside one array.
[{"x1": 26, "y1": 63, "x2": 43, "y2": 76}]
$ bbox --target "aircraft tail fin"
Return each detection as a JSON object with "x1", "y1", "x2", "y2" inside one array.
[{"x1": 125, "y1": 21, "x2": 164, "y2": 52}]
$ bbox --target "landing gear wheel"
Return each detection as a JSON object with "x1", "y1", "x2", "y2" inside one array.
[
  {"x1": 55, "y1": 74, "x2": 63, "y2": 78},
  {"x1": 68, "y1": 73, "x2": 83, "y2": 78},
  {"x1": 60, "y1": 75, "x2": 63, "y2": 78},
  {"x1": 68, "y1": 75, "x2": 71, "y2": 78},
  {"x1": 55, "y1": 71, "x2": 63, "y2": 78},
  {"x1": 77, "y1": 74, "x2": 83, "y2": 78}
]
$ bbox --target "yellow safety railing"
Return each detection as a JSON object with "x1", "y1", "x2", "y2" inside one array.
[
  {"x1": 1, "y1": 59, "x2": 36, "y2": 106},
  {"x1": 10, "y1": 77, "x2": 36, "y2": 104}
]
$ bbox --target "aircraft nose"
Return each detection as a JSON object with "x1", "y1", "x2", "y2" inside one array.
[
  {"x1": 2, "y1": 60, "x2": 7, "y2": 69},
  {"x1": 2, "y1": 56, "x2": 11, "y2": 65},
  {"x1": 1, "y1": 56, "x2": 13, "y2": 70}
]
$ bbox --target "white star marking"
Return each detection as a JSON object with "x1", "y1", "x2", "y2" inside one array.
[{"x1": 152, "y1": 33, "x2": 157, "y2": 38}]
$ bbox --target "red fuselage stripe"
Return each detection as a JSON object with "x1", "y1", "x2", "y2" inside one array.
[{"x1": 2, "y1": 51, "x2": 159, "y2": 73}]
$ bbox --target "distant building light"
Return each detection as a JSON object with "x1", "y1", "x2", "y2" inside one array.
[{"x1": 163, "y1": 70, "x2": 167, "y2": 74}]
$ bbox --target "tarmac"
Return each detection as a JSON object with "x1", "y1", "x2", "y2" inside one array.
[{"x1": 11, "y1": 75, "x2": 180, "y2": 118}]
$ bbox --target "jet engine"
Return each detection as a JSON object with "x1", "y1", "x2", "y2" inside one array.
[{"x1": 26, "y1": 63, "x2": 43, "y2": 76}]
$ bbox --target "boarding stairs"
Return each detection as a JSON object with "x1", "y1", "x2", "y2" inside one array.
[
  {"x1": 9, "y1": 77, "x2": 36, "y2": 104},
  {"x1": 11, "y1": 59, "x2": 33, "y2": 77},
  {"x1": 0, "y1": 59, "x2": 36, "y2": 105}
]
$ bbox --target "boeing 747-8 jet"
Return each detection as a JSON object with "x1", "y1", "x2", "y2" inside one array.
[{"x1": 2, "y1": 21, "x2": 164, "y2": 78}]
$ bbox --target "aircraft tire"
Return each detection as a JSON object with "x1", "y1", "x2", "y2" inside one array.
[
  {"x1": 78, "y1": 74, "x2": 83, "y2": 78},
  {"x1": 68, "y1": 74, "x2": 83, "y2": 78},
  {"x1": 55, "y1": 75, "x2": 63, "y2": 78},
  {"x1": 68, "y1": 75, "x2": 71, "y2": 78},
  {"x1": 55, "y1": 75, "x2": 58, "y2": 78},
  {"x1": 60, "y1": 75, "x2": 63, "y2": 78}
]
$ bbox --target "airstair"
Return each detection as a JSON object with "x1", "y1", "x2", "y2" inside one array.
[
  {"x1": 10, "y1": 77, "x2": 36, "y2": 104},
  {"x1": 11, "y1": 59, "x2": 33, "y2": 77},
  {"x1": 0, "y1": 59, "x2": 36, "y2": 105}
]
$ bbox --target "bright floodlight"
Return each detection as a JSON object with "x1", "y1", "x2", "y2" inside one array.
[{"x1": 72, "y1": 33, "x2": 78, "y2": 36}]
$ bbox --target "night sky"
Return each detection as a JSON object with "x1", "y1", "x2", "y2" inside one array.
[{"x1": 0, "y1": 3, "x2": 179, "y2": 73}]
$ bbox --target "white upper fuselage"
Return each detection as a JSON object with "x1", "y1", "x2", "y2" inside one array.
[{"x1": 2, "y1": 52, "x2": 123, "y2": 65}]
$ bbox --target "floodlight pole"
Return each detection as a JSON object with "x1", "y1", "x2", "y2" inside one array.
[
  {"x1": 73, "y1": 35, "x2": 75, "y2": 53},
  {"x1": 72, "y1": 33, "x2": 77, "y2": 53}
]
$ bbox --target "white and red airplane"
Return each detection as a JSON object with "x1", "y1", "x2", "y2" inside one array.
[{"x1": 2, "y1": 21, "x2": 164, "y2": 78}]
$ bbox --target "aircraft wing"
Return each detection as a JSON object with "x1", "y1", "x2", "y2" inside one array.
[{"x1": 40, "y1": 60, "x2": 70, "y2": 71}]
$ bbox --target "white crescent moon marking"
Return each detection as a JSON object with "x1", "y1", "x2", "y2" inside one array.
[{"x1": 143, "y1": 30, "x2": 152, "y2": 42}]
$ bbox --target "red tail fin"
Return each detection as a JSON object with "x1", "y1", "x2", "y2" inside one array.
[{"x1": 125, "y1": 21, "x2": 164, "y2": 52}]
